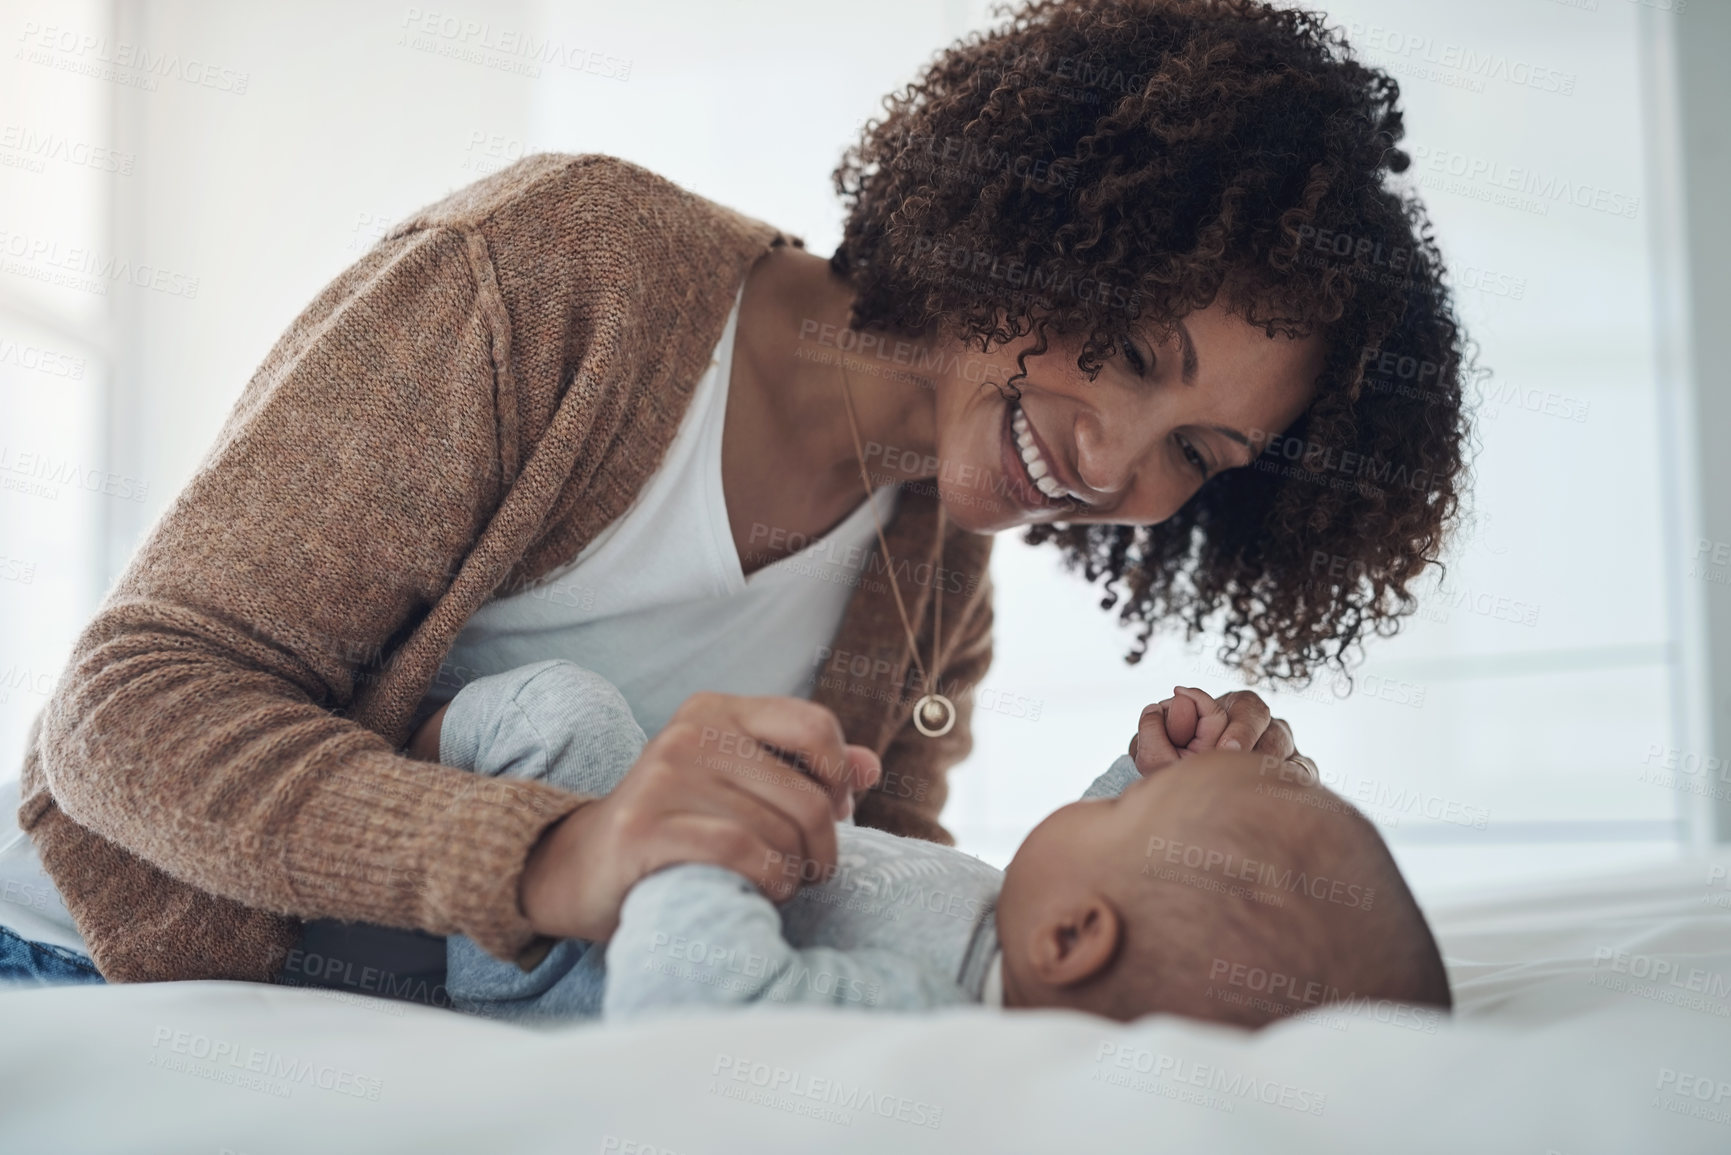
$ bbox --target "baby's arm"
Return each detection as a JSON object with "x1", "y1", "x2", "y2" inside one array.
[
  {"x1": 1080, "y1": 754, "x2": 1142, "y2": 801},
  {"x1": 1081, "y1": 689, "x2": 1251, "y2": 798},
  {"x1": 1084, "y1": 687, "x2": 1230, "y2": 799},
  {"x1": 602, "y1": 863, "x2": 970, "y2": 1019}
]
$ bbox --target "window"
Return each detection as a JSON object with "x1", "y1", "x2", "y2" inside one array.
[{"x1": 0, "y1": 0, "x2": 113, "y2": 773}]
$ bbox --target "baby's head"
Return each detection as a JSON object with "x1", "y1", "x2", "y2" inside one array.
[{"x1": 996, "y1": 752, "x2": 1450, "y2": 1028}]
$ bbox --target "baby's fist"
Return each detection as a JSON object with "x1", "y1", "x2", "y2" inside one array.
[{"x1": 1127, "y1": 687, "x2": 1231, "y2": 775}]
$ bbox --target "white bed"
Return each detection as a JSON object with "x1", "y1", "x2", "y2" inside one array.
[{"x1": 3, "y1": 850, "x2": 1729, "y2": 1153}]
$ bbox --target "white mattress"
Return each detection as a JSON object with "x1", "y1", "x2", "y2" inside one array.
[{"x1": 3, "y1": 851, "x2": 1729, "y2": 1153}]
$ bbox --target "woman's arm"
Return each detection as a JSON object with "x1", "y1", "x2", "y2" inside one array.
[
  {"x1": 29, "y1": 153, "x2": 857, "y2": 976},
  {"x1": 34, "y1": 224, "x2": 588, "y2": 962}
]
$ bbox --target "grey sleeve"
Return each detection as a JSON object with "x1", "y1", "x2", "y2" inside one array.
[
  {"x1": 438, "y1": 658, "x2": 647, "y2": 797},
  {"x1": 601, "y1": 864, "x2": 970, "y2": 1019},
  {"x1": 1080, "y1": 754, "x2": 1142, "y2": 801}
]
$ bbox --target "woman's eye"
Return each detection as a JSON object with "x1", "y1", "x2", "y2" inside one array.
[
  {"x1": 1124, "y1": 341, "x2": 1148, "y2": 376},
  {"x1": 1177, "y1": 436, "x2": 1209, "y2": 479}
]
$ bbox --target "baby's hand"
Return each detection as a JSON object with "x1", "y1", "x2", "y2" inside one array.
[{"x1": 1127, "y1": 685, "x2": 1297, "y2": 776}]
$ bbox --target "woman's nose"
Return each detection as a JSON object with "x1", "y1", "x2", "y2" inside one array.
[{"x1": 1074, "y1": 411, "x2": 1136, "y2": 498}]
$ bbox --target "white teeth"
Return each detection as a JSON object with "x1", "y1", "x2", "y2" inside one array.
[
  {"x1": 1009, "y1": 402, "x2": 1071, "y2": 503},
  {"x1": 1009, "y1": 402, "x2": 1087, "y2": 505}
]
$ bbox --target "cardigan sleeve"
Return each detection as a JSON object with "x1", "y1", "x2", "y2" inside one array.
[
  {"x1": 33, "y1": 224, "x2": 590, "y2": 964},
  {"x1": 855, "y1": 563, "x2": 995, "y2": 846}
]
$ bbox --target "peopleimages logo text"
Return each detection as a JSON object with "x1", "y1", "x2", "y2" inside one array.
[{"x1": 1408, "y1": 145, "x2": 1640, "y2": 220}]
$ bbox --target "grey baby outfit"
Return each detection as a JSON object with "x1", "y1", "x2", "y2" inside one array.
[{"x1": 440, "y1": 660, "x2": 1140, "y2": 1023}]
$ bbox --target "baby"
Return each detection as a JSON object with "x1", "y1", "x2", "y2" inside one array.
[{"x1": 428, "y1": 660, "x2": 1451, "y2": 1028}]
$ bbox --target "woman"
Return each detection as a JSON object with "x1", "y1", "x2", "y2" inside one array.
[{"x1": 6, "y1": 0, "x2": 1466, "y2": 991}]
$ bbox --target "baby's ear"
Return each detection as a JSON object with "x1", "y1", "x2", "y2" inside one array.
[{"x1": 1027, "y1": 897, "x2": 1122, "y2": 988}]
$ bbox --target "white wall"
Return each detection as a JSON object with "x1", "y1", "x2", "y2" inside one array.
[{"x1": 0, "y1": 0, "x2": 1713, "y2": 904}]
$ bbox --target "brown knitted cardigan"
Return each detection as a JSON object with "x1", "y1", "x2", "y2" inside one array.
[{"x1": 16, "y1": 153, "x2": 995, "y2": 984}]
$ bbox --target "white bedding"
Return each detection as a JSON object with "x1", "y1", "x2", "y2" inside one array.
[{"x1": 4, "y1": 853, "x2": 1729, "y2": 1153}]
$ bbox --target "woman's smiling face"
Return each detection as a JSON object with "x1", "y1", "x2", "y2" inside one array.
[{"x1": 925, "y1": 299, "x2": 1327, "y2": 532}]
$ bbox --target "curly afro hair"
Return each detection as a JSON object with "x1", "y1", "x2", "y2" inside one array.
[{"x1": 829, "y1": 0, "x2": 1474, "y2": 686}]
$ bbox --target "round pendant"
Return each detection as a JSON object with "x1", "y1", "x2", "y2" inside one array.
[{"x1": 913, "y1": 693, "x2": 957, "y2": 738}]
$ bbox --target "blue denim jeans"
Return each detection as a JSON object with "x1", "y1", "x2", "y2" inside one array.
[
  {"x1": 0, "y1": 925, "x2": 104, "y2": 987},
  {"x1": 0, "y1": 920, "x2": 453, "y2": 1000}
]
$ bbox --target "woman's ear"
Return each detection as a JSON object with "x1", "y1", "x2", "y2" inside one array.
[{"x1": 1026, "y1": 896, "x2": 1122, "y2": 988}]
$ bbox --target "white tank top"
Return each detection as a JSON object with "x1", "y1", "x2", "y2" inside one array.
[{"x1": 417, "y1": 282, "x2": 900, "y2": 739}]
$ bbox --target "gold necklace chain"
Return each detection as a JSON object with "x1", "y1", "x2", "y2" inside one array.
[{"x1": 836, "y1": 354, "x2": 955, "y2": 738}]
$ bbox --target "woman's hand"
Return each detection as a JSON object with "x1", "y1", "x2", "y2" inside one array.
[
  {"x1": 517, "y1": 691, "x2": 881, "y2": 943},
  {"x1": 1127, "y1": 685, "x2": 1305, "y2": 777}
]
